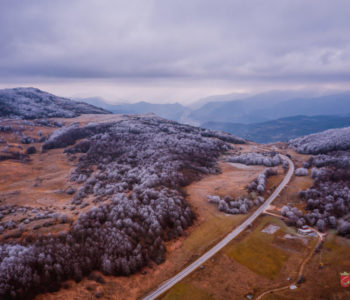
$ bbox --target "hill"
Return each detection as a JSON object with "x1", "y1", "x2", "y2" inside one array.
[
  {"x1": 203, "y1": 115, "x2": 350, "y2": 143},
  {"x1": 289, "y1": 125, "x2": 350, "y2": 154},
  {"x1": 0, "y1": 88, "x2": 110, "y2": 119},
  {"x1": 0, "y1": 112, "x2": 246, "y2": 299}
]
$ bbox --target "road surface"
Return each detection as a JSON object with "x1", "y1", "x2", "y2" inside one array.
[{"x1": 143, "y1": 155, "x2": 294, "y2": 300}]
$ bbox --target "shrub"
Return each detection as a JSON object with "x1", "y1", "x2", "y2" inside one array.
[{"x1": 295, "y1": 168, "x2": 308, "y2": 176}]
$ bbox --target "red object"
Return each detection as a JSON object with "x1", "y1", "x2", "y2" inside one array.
[{"x1": 340, "y1": 273, "x2": 350, "y2": 287}]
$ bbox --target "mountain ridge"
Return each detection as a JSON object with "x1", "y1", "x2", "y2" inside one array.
[
  {"x1": 190, "y1": 91, "x2": 350, "y2": 124},
  {"x1": 79, "y1": 97, "x2": 187, "y2": 122},
  {"x1": 203, "y1": 115, "x2": 350, "y2": 143},
  {"x1": 0, "y1": 87, "x2": 111, "y2": 119}
]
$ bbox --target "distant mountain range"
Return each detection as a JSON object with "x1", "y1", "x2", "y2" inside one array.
[
  {"x1": 189, "y1": 91, "x2": 350, "y2": 124},
  {"x1": 79, "y1": 90, "x2": 350, "y2": 143},
  {"x1": 80, "y1": 90, "x2": 350, "y2": 124},
  {"x1": 2, "y1": 87, "x2": 350, "y2": 144},
  {"x1": 79, "y1": 97, "x2": 187, "y2": 122},
  {"x1": 203, "y1": 115, "x2": 350, "y2": 143}
]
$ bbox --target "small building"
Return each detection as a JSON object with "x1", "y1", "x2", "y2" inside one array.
[{"x1": 298, "y1": 228, "x2": 313, "y2": 235}]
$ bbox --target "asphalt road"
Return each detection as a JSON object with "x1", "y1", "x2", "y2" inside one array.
[{"x1": 143, "y1": 155, "x2": 294, "y2": 300}]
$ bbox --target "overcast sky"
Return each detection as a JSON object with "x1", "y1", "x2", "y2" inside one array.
[{"x1": 0, "y1": 0, "x2": 350, "y2": 103}]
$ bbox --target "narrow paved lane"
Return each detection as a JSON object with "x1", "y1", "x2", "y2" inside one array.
[{"x1": 143, "y1": 155, "x2": 294, "y2": 300}]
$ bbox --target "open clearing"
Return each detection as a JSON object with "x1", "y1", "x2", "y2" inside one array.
[
  {"x1": 161, "y1": 215, "x2": 316, "y2": 300},
  {"x1": 266, "y1": 232, "x2": 350, "y2": 300},
  {"x1": 262, "y1": 224, "x2": 280, "y2": 234}
]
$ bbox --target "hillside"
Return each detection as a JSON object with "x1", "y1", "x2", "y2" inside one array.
[
  {"x1": 0, "y1": 111, "x2": 247, "y2": 299},
  {"x1": 1, "y1": 110, "x2": 350, "y2": 299},
  {"x1": 0, "y1": 88, "x2": 110, "y2": 119},
  {"x1": 289, "y1": 126, "x2": 350, "y2": 154},
  {"x1": 1, "y1": 89, "x2": 350, "y2": 300},
  {"x1": 282, "y1": 127, "x2": 350, "y2": 240},
  {"x1": 203, "y1": 115, "x2": 350, "y2": 143},
  {"x1": 157, "y1": 126, "x2": 350, "y2": 300}
]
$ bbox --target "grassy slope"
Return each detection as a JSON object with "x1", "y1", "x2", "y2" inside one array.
[
  {"x1": 35, "y1": 152, "x2": 265, "y2": 300},
  {"x1": 274, "y1": 232, "x2": 350, "y2": 300},
  {"x1": 224, "y1": 217, "x2": 290, "y2": 279},
  {"x1": 162, "y1": 282, "x2": 213, "y2": 300},
  {"x1": 161, "y1": 215, "x2": 314, "y2": 300}
]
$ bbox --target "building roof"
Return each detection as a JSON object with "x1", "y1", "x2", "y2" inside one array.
[{"x1": 298, "y1": 228, "x2": 313, "y2": 233}]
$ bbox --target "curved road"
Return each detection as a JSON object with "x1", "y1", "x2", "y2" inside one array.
[{"x1": 143, "y1": 155, "x2": 294, "y2": 300}]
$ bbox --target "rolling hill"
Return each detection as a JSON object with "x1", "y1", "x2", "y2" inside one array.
[{"x1": 0, "y1": 88, "x2": 110, "y2": 119}]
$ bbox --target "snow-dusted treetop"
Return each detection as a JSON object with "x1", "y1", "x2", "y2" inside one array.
[
  {"x1": 0, "y1": 87, "x2": 110, "y2": 119},
  {"x1": 227, "y1": 152, "x2": 283, "y2": 167},
  {"x1": 289, "y1": 126, "x2": 350, "y2": 154}
]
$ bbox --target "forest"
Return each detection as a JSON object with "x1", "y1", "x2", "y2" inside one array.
[
  {"x1": 0, "y1": 115, "x2": 244, "y2": 299},
  {"x1": 286, "y1": 128, "x2": 350, "y2": 237}
]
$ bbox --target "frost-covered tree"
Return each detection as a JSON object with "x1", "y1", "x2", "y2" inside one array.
[
  {"x1": 227, "y1": 152, "x2": 283, "y2": 167},
  {"x1": 247, "y1": 168, "x2": 278, "y2": 195},
  {"x1": 295, "y1": 167, "x2": 308, "y2": 176},
  {"x1": 0, "y1": 115, "x2": 247, "y2": 299},
  {"x1": 289, "y1": 127, "x2": 350, "y2": 154}
]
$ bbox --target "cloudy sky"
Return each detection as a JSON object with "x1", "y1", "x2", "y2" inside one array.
[{"x1": 0, "y1": 0, "x2": 350, "y2": 104}]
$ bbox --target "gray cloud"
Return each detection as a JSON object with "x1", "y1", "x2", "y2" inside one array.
[{"x1": 1, "y1": 0, "x2": 350, "y2": 101}]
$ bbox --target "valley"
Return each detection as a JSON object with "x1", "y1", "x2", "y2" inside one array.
[{"x1": 0, "y1": 88, "x2": 350, "y2": 300}]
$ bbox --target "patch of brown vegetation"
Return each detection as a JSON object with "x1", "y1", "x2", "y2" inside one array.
[
  {"x1": 269, "y1": 233, "x2": 350, "y2": 300},
  {"x1": 0, "y1": 122, "x2": 88, "y2": 240},
  {"x1": 161, "y1": 215, "x2": 313, "y2": 300},
  {"x1": 0, "y1": 149, "x2": 74, "y2": 207},
  {"x1": 54, "y1": 114, "x2": 126, "y2": 127},
  {"x1": 272, "y1": 232, "x2": 308, "y2": 254},
  {"x1": 269, "y1": 170, "x2": 314, "y2": 213}
]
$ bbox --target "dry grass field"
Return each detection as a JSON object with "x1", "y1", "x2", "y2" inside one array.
[{"x1": 160, "y1": 215, "x2": 317, "y2": 300}]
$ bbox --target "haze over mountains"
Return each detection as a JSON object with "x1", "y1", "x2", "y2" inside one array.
[
  {"x1": 1, "y1": 87, "x2": 350, "y2": 143},
  {"x1": 204, "y1": 115, "x2": 350, "y2": 143},
  {"x1": 80, "y1": 90, "x2": 350, "y2": 143},
  {"x1": 80, "y1": 97, "x2": 187, "y2": 123}
]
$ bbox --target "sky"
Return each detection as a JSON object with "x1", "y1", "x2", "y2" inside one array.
[{"x1": 0, "y1": 0, "x2": 350, "y2": 104}]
